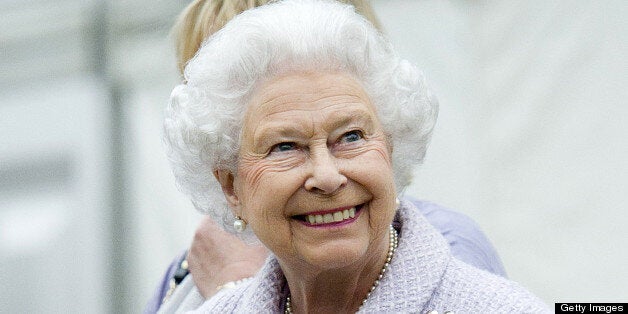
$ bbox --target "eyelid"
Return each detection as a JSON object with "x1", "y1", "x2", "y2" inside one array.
[
  {"x1": 343, "y1": 129, "x2": 364, "y2": 139},
  {"x1": 269, "y1": 141, "x2": 298, "y2": 154},
  {"x1": 335, "y1": 129, "x2": 365, "y2": 146}
]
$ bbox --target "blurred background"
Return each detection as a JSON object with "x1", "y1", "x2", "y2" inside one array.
[{"x1": 1, "y1": 0, "x2": 626, "y2": 313}]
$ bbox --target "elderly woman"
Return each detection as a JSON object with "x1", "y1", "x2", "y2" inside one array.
[
  {"x1": 163, "y1": 0, "x2": 548, "y2": 312},
  {"x1": 148, "y1": 2, "x2": 507, "y2": 313}
]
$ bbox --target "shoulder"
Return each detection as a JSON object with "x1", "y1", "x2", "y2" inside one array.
[
  {"x1": 188, "y1": 257, "x2": 285, "y2": 313},
  {"x1": 409, "y1": 198, "x2": 482, "y2": 233},
  {"x1": 429, "y1": 259, "x2": 550, "y2": 313},
  {"x1": 393, "y1": 201, "x2": 548, "y2": 313},
  {"x1": 405, "y1": 198, "x2": 508, "y2": 277}
]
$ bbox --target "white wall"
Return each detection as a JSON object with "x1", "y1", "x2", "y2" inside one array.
[
  {"x1": 0, "y1": 1, "x2": 190, "y2": 313},
  {"x1": 0, "y1": 77, "x2": 110, "y2": 313}
]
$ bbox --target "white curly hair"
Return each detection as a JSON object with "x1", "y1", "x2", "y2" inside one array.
[{"x1": 163, "y1": 0, "x2": 438, "y2": 237}]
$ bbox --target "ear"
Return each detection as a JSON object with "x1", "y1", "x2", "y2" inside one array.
[{"x1": 213, "y1": 169, "x2": 240, "y2": 211}]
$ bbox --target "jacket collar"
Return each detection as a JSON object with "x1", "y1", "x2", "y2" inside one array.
[{"x1": 360, "y1": 200, "x2": 451, "y2": 312}]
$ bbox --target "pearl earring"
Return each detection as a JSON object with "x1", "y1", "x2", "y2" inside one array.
[
  {"x1": 233, "y1": 216, "x2": 247, "y2": 232},
  {"x1": 395, "y1": 197, "x2": 400, "y2": 207}
]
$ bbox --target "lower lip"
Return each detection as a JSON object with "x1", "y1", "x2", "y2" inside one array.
[{"x1": 296, "y1": 206, "x2": 363, "y2": 228}]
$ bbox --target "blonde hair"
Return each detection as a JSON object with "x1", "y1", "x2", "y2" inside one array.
[{"x1": 172, "y1": 0, "x2": 381, "y2": 74}]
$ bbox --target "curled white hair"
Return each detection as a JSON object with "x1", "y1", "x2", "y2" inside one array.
[{"x1": 164, "y1": 0, "x2": 438, "y2": 238}]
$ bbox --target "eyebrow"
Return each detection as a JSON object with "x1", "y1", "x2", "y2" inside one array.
[
  {"x1": 255, "y1": 123, "x2": 309, "y2": 147},
  {"x1": 324, "y1": 107, "x2": 375, "y2": 131}
]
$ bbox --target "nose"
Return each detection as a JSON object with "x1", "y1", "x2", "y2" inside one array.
[{"x1": 304, "y1": 148, "x2": 347, "y2": 194}]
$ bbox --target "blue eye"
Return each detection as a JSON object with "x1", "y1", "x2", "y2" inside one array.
[
  {"x1": 271, "y1": 142, "x2": 296, "y2": 153},
  {"x1": 341, "y1": 130, "x2": 363, "y2": 143}
]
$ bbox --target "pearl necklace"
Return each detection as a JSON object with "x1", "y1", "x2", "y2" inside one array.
[{"x1": 284, "y1": 224, "x2": 399, "y2": 314}]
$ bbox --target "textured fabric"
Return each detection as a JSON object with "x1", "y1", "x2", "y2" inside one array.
[
  {"x1": 146, "y1": 199, "x2": 507, "y2": 313},
  {"x1": 190, "y1": 200, "x2": 549, "y2": 313}
]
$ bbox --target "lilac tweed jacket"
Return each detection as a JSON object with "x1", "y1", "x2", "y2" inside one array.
[{"x1": 190, "y1": 200, "x2": 550, "y2": 313}]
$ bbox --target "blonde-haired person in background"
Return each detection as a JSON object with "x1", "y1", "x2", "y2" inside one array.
[
  {"x1": 172, "y1": 0, "x2": 381, "y2": 74},
  {"x1": 146, "y1": 1, "x2": 514, "y2": 313}
]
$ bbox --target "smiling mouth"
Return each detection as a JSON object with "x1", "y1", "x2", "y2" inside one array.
[{"x1": 293, "y1": 204, "x2": 364, "y2": 226}]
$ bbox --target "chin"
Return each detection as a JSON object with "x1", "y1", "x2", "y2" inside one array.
[{"x1": 297, "y1": 238, "x2": 369, "y2": 270}]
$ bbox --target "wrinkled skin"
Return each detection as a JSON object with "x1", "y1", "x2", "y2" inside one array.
[{"x1": 212, "y1": 72, "x2": 398, "y2": 313}]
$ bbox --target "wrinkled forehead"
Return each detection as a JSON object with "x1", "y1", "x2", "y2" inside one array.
[
  {"x1": 239, "y1": 71, "x2": 383, "y2": 144},
  {"x1": 244, "y1": 71, "x2": 377, "y2": 121}
]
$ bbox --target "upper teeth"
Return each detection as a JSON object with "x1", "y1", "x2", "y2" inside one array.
[{"x1": 306, "y1": 207, "x2": 356, "y2": 225}]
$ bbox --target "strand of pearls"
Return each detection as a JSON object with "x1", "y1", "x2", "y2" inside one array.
[{"x1": 284, "y1": 224, "x2": 399, "y2": 314}]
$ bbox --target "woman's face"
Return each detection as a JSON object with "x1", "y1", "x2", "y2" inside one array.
[{"x1": 223, "y1": 72, "x2": 397, "y2": 270}]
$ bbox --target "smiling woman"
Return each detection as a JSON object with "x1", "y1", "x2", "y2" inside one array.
[
  {"x1": 163, "y1": 0, "x2": 548, "y2": 312},
  {"x1": 165, "y1": 0, "x2": 435, "y2": 241},
  {"x1": 227, "y1": 72, "x2": 396, "y2": 276}
]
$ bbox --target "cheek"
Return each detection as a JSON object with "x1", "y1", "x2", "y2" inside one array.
[
  {"x1": 350, "y1": 141, "x2": 393, "y2": 174},
  {"x1": 236, "y1": 158, "x2": 304, "y2": 216},
  {"x1": 238, "y1": 154, "x2": 292, "y2": 192},
  {"x1": 371, "y1": 142, "x2": 393, "y2": 169},
  {"x1": 238, "y1": 162, "x2": 275, "y2": 198},
  {"x1": 340, "y1": 142, "x2": 396, "y2": 197}
]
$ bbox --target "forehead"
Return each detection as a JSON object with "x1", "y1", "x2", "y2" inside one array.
[{"x1": 244, "y1": 72, "x2": 377, "y2": 122}]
